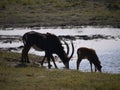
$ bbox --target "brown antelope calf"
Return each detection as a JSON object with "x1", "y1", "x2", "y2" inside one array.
[{"x1": 77, "y1": 47, "x2": 102, "y2": 72}]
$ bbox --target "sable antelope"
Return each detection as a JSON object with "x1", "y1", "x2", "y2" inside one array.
[
  {"x1": 21, "y1": 31, "x2": 74, "y2": 69},
  {"x1": 77, "y1": 47, "x2": 102, "y2": 72},
  {"x1": 40, "y1": 40, "x2": 71, "y2": 68}
]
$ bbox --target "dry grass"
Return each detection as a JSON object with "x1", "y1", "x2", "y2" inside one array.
[{"x1": 0, "y1": 51, "x2": 120, "y2": 90}]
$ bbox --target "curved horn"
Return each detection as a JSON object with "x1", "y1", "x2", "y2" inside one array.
[
  {"x1": 68, "y1": 41, "x2": 74, "y2": 61},
  {"x1": 62, "y1": 40, "x2": 69, "y2": 56}
]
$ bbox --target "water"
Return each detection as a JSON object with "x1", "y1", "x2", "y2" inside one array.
[{"x1": 0, "y1": 26, "x2": 120, "y2": 74}]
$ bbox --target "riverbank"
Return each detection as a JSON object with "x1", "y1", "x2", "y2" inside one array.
[
  {"x1": 0, "y1": 50, "x2": 120, "y2": 90},
  {"x1": 0, "y1": 0, "x2": 120, "y2": 28}
]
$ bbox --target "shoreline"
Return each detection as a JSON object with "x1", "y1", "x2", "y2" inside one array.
[{"x1": 0, "y1": 24, "x2": 120, "y2": 30}]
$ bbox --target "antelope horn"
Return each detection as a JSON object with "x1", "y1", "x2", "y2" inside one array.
[
  {"x1": 68, "y1": 41, "x2": 74, "y2": 61},
  {"x1": 62, "y1": 40, "x2": 69, "y2": 56}
]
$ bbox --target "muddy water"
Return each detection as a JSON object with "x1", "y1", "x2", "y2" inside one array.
[{"x1": 0, "y1": 26, "x2": 120, "y2": 73}]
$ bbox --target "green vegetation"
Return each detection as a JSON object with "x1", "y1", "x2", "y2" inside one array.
[
  {"x1": 0, "y1": 50, "x2": 43, "y2": 67},
  {"x1": 0, "y1": 50, "x2": 120, "y2": 90},
  {"x1": 0, "y1": 0, "x2": 120, "y2": 28}
]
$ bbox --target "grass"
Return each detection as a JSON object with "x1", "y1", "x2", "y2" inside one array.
[
  {"x1": 0, "y1": 0, "x2": 120, "y2": 28},
  {"x1": 0, "y1": 50, "x2": 120, "y2": 90}
]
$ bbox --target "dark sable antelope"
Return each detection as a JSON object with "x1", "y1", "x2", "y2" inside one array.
[
  {"x1": 40, "y1": 39, "x2": 71, "y2": 67},
  {"x1": 21, "y1": 31, "x2": 74, "y2": 69},
  {"x1": 77, "y1": 47, "x2": 102, "y2": 72}
]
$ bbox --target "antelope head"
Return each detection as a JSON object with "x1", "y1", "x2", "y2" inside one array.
[{"x1": 56, "y1": 40, "x2": 74, "y2": 69}]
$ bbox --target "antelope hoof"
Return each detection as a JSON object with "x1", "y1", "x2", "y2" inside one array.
[{"x1": 48, "y1": 64, "x2": 52, "y2": 69}]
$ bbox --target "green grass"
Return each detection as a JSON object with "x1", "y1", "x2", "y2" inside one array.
[
  {"x1": 0, "y1": 50, "x2": 120, "y2": 90},
  {"x1": 0, "y1": 50, "x2": 43, "y2": 67},
  {"x1": 0, "y1": 0, "x2": 120, "y2": 28}
]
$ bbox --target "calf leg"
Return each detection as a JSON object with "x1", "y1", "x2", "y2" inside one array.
[
  {"x1": 89, "y1": 61, "x2": 93, "y2": 72},
  {"x1": 77, "y1": 58, "x2": 82, "y2": 70}
]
